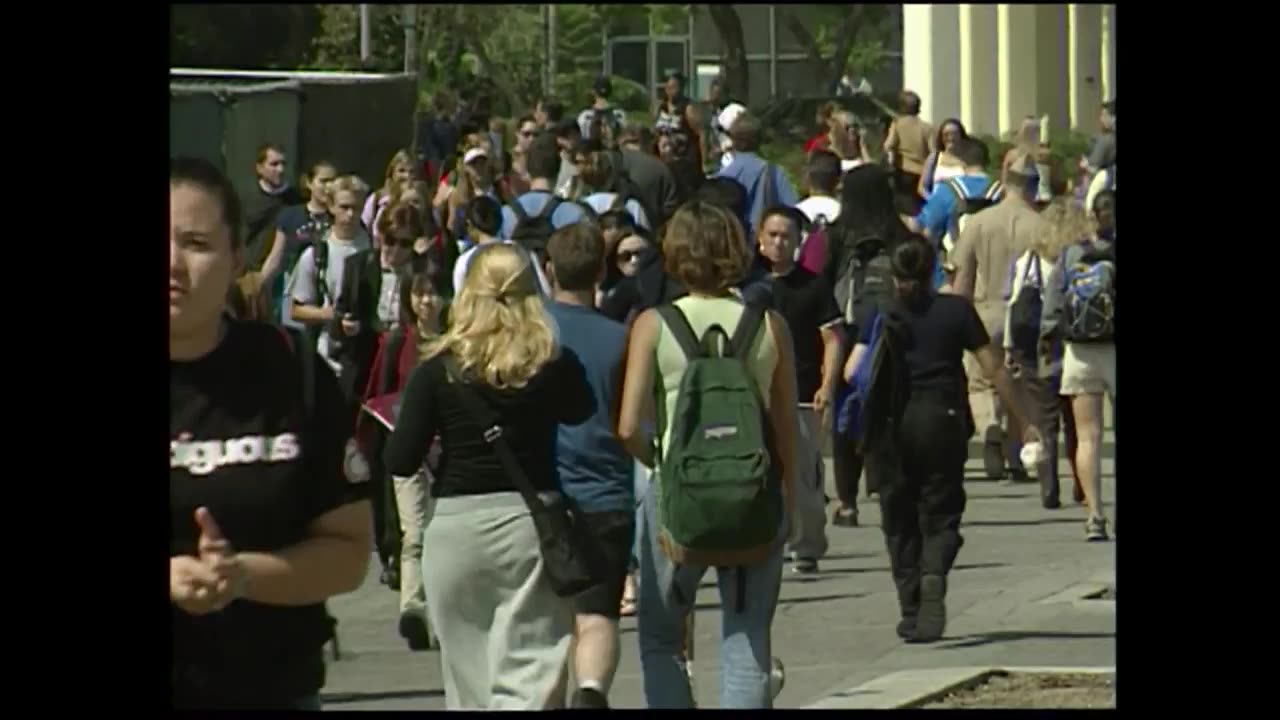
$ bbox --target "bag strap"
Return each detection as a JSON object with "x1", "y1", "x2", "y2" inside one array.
[
  {"x1": 655, "y1": 303, "x2": 703, "y2": 362},
  {"x1": 985, "y1": 180, "x2": 1005, "y2": 202},
  {"x1": 539, "y1": 195, "x2": 562, "y2": 219},
  {"x1": 728, "y1": 302, "x2": 766, "y2": 362},
  {"x1": 440, "y1": 356, "x2": 547, "y2": 513},
  {"x1": 757, "y1": 164, "x2": 776, "y2": 229},
  {"x1": 510, "y1": 198, "x2": 530, "y2": 224}
]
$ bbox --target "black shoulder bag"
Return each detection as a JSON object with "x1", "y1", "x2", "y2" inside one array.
[{"x1": 441, "y1": 356, "x2": 602, "y2": 598}]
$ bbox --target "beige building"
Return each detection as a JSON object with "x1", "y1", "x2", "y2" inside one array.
[{"x1": 904, "y1": 4, "x2": 1115, "y2": 138}]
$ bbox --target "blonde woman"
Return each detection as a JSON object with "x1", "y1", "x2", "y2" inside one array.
[
  {"x1": 829, "y1": 110, "x2": 872, "y2": 172},
  {"x1": 364, "y1": 150, "x2": 415, "y2": 230},
  {"x1": 384, "y1": 243, "x2": 593, "y2": 709},
  {"x1": 1002, "y1": 199, "x2": 1085, "y2": 510}
]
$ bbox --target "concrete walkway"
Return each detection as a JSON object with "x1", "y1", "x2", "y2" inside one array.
[{"x1": 323, "y1": 447, "x2": 1116, "y2": 710}]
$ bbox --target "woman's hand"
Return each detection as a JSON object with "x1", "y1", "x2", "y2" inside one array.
[
  {"x1": 170, "y1": 555, "x2": 223, "y2": 615},
  {"x1": 170, "y1": 508, "x2": 248, "y2": 615}
]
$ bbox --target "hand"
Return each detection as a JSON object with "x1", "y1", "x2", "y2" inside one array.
[
  {"x1": 170, "y1": 555, "x2": 223, "y2": 615},
  {"x1": 813, "y1": 386, "x2": 834, "y2": 430},
  {"x1": 193, "y1": 507, "x2": 247, "y2": 611},
  {"x1": 341, "y1": 315, "x2": 361, "y2": 337},
  {"x1": 1022, "y1": 424, "x2": 1045, "y2": 447},
  {"x1": 320, "y1": 305, "x2": 336, "y2": 323}
]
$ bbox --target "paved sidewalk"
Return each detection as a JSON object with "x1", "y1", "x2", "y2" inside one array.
[{"x1": 321, "y1": 444, "x2": 1116, "y2": 710}]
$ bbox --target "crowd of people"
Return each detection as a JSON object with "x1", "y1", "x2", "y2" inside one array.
[{"x1": 171, "y1": 75, "x2": 1116, "y2": 709}]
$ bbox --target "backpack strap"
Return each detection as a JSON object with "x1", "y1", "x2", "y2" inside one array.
[
  {"x1": 945, "y1": 177, "x2": 967, "y2": 206},
  {"x1": 313, "y1": 238, "x2": 331, "y2": 305},
  {"x1": 509, "y1": 198, "x2": 530, "y2": 224},
  {"x1": 538, "y1": 195, "x2": 562, "y2": 219},
  {"x1": 655, "y1": 304, "x2": 703, "y2": 361},
  {"x1": 984, "y1": 180, "x2": 1005, "y2": 202},
  {"x1": 608, "y1": 192, "x2": 627, "y2": 213},
  {"x1": 728, "y1": 302, "x2": 767, "y2": 362}
]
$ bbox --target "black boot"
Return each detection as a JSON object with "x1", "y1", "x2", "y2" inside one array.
[
  {"x1": 908, "y1": 574, "x2": 947, "y2": 643},
  {"x1": 896, "y1": 616, "x2": 917, "y2": 640}
]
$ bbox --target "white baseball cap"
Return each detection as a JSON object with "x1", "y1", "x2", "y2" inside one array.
[
  {"x1": 463, "y1": 147, "x2": 489, "y2": 166},
  {"x1": 716, "y1": 102, "x2": 747, "y2": 135}
]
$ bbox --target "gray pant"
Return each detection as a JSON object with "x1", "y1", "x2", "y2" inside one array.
[
  {"x1": 422, "y1": 492, "x2": 574, "y2": 709},
  {"x1": 786, "y1": 407, "x2": 829, "y2": 560}
]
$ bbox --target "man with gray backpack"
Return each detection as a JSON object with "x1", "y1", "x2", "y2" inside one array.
[{"x1": 616, "y1": 202, "x2": 799, "y2": 708}]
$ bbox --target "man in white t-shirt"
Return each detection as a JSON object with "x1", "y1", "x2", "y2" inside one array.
[{"x1": 795, "y1": 149, "x2": 843, "y2": 226}]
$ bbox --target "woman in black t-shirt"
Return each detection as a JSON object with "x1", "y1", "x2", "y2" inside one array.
[
  {"x1": 171, "y1": 157, "x2": 373, "y2": 710},
  {"x1": 843, "y1": 235, "x2": 1041, "y2": 645},
  {"x1": 384, "y1": 242, "x2": 593, "y2": 709}
]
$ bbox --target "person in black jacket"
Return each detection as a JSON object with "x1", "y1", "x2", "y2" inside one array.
[
  {"x1": 333, "y1": 202, "x2": 423, "y2": 590},
  {"x1": 171, "y1": 156, "x2": 372, "y2": 710},
  {"x1": 843, "y1": 235, "x2": 1041, "y2": 644}
]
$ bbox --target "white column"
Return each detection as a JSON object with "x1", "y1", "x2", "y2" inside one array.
[
  {"x1": 997, "y1": 4, "x2": 1037, "y2": 138},
  {"x1": 1068, "y1": 4, "x2": 1102, "y2": 133},
  {"x1": 1101, "y1": 4, "x2": 1116, "y2": 102},
  {"x1": 1035, "y1": 5, "x2": 1069, "y2": 141},
  {"x1": 959, "y1": 4, "x2": 998, "y2": 137},
  {"x1": 903, "y1": 4, "x2": 962, "y2": 126}
]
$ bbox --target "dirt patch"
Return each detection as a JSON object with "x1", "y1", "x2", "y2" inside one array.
[{"x1": 925, "y1": 672, "x2": 1115, "y2": 709}]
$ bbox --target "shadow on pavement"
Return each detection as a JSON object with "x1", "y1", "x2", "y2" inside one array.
[
  {"x1": 962, "y1": 517, "x2": 1084, "y2": 528},
  {"x1": 322, "y1": 689, "x2": 445, "y2": 704},
  {"x1": 936, "y1": 630, "x2": 1115, "y2": 650},
  {"x1": 688, "y1": 592, "x2": 868, "y2": 613}
]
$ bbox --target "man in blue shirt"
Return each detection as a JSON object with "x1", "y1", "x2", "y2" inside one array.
[
  {"x1": 908, "y1": 138, "x2": 1002, "y2": 247},
  {"x1": 501, "y1": 132, "x2": 587, "y2": 240},
  {"x1": 716, "y1": 112, "x2": 799, "y2": 239},
  {"x1": 542, "y1": 222, "x2": 633, "y2": 710}
]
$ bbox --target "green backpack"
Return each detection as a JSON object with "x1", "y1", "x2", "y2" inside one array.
[{"x1": 653, "y1": 302, "x2": 783, "y2": 574}]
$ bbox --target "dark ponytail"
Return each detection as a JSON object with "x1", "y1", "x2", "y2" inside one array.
[{"x1": 890, "y1": 234, "x2": 935, "y2": 305}]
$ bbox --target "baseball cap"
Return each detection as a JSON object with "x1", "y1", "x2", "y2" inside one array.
[
  {"x1": 463, "y1": 147, "x2": 489, "y2": 166},
  {"x1": 716, "y1": 102, "x2": 747, "y2": 134}
]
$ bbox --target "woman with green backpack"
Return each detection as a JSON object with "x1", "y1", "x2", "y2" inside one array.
[{"x1": 617, "y1": 201, "x2": 800, "y2": 708}]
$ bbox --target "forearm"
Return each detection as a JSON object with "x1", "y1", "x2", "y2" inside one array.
[
  {"x1": 290, "y1": 303, "x2": 331, "y2": 325},
  {"x1": 260, "y1": 232, "x2": 286, "y2": 282},
  {"x1": 239, "y1": 521, "x2": 371, "y2": 606},
  {"x1": 989, "y1": 366, "x2": 1032, "y2": 430},
  {"x1": 621, "y1": 433, "x2": 654, "y2": 469},
  {"x1": 819, "y1": 330, "x2": 842, "y2": 397}
]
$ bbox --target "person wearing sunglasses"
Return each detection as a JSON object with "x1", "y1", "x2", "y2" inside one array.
[{"x1": 331, "y1": 202, "x2": 426, "y2": 591}]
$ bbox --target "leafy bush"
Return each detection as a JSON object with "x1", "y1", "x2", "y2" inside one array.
[{"x1": 556, "y1": 72, "x2": 651, "y2": 114}]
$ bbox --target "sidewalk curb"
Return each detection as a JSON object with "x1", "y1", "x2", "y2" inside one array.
[{"x1": 803, "y1": 665, "x2": 1115, "y2": 709}]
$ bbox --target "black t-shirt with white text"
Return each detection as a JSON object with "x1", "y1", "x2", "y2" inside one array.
[
  {"x1": 771, "y1": 266, "x2": 842, "y2": 399},
  {"x1": 171, "y1": 320, "x2": 368, "y2": 708}
]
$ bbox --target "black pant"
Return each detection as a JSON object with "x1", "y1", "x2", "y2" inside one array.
[
  {"x1": 368, "y1": 426, "x2": 402, "y2": 569},
  {"x1": 870, "y1": 396, "x2": 968, "y2": 620},
  {"x1": 1023, "y1": 373, "x2": 1079, "y2": 503}
]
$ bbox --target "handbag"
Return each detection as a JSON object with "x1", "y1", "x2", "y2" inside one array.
[{"x1": 441, "y1": 356, "x2": 602, "y2": 597}]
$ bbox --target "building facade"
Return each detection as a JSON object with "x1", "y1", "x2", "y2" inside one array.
[{"x1": 904, "y1": 4, "x2": 1116, "y2": 138}]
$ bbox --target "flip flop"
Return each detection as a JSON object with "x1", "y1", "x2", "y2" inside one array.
[{"x1": 620, "y1": 597, "x2": 637, "y2": 617}]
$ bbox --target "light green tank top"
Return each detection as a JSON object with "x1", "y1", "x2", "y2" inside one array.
[{"x1": 654, "y1": 296, "x2": 778, "y2": 453}]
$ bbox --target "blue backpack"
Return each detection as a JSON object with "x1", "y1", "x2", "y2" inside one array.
[{"x1": 835, "y1": 312, "x2": 883, "y2": 441}]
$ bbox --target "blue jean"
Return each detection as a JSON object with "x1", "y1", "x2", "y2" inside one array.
[{"x1": 635, "y1": 477, "x2": 784, "y2": 708}]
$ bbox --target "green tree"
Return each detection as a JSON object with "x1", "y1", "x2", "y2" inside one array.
[
  {"x1": 778, "y1": 5, "x2": 895, "y2": 95},
  {"x1": 172, "y1": 4, "x2": 320, "y2": 69}
]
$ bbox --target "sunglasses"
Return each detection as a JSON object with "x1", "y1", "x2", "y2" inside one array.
[{"x1": 617, "y1": 250, "x2": 644, "y2": 264}]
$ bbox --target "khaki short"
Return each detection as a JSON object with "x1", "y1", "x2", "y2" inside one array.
[{"x1": 1060, "y1": 342, "x2": 1117, "y2": 398}]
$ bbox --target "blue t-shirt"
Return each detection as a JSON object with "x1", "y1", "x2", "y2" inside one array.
[
  {"x1": 914, "y1": 174, "x2": 997, "y2": 243},
  {"x1": 545, "y1": 301, "x2": 632, "y2": 513},
  {"x1": 500, "y1": 191, "x2": 587, "y2": 241},
  {"x1": 717, "y1": 152, "x2": 799, "y2": 238}
]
